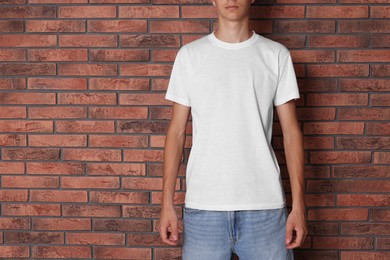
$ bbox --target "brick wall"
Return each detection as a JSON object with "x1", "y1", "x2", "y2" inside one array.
[{"x1": 0, "y1": 0, "x2": 389, "y2": 259}]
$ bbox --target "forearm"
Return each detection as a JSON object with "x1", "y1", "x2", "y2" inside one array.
[
  {"x1": 283, "y1": 128, "x2": 305, "y2": 210},
  {"x1": 161, "y1": 127, "x2": 186, "y2": 209}
]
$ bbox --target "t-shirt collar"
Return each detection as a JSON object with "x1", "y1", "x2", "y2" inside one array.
[{"x1": 208, "y1": 30, "x2": 259, "y2": 50}]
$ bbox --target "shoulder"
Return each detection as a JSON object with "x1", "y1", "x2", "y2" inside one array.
[{"x1": 256, "y1": 34, "x2": 291, "y2": 59}]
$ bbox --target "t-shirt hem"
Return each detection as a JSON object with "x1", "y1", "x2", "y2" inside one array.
[
  {"x1": 184, "y1": 202, "x2": 286, "y2": 211},
  {"x1": 165, "y1": 94, "x2": 191, "y2": 107},
  {"x1": 274, "y1": 95, "x2": 300, "y2": 107}
]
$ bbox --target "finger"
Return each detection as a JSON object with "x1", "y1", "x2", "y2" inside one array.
[
  {"x1": 169, "y1": 221, "x2": 179, "y2": 242},
  {"x1": 285, "y1": 222, "x2": 294, "y2": 245},
  {"x1": 160, "y1": 224, "x2": 176, "y2": 245}
]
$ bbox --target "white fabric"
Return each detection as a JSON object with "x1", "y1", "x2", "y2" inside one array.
[{"x1": 165, "y1": 30, "x2": 300, "y2": 210}]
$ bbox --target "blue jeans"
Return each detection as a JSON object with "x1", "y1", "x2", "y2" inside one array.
[{"x1": 182, "y1": 206, "x2": 294, "y2": 260}]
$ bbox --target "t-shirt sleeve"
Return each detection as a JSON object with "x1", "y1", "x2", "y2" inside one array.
[
  {"x1": 273, "y1": 49, "x2": 300, "y2": 106},
  {"x1": 164, "y1": 47, "x2": 191, "y2": 107}
]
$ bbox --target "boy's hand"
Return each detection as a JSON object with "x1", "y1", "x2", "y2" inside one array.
[
  {"x1": 158, "y1": 206, "x2": 180, "y2": 245},
  {"x1": 285, "y1": 207, "x2": 308, "y2": 249}
]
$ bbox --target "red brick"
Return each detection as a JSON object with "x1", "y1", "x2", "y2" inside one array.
[
  {"x1": 89, "y1": 135, "x2": 148, "y2": 148},
  {"x1": 371, "y1": 94, "x2": 390, "y2": 106},
  {"x1": 89, "y1": 107, "x2": 148, "y2": 119},
  {"x1": 298, "y1": 79, "x2": 338, "y2": 92},
  {"x1": 0, "y1": 78, "x2": 25, "y2": 90},
  {"x1": 341, "y1": 223, "x2": 390, "y2": 235},
  {"x1": 0, "y1": 64, "x2": 56, "y2": 76},
  {"x1": 119, "y1": 6, "x2": 179, "y2": 18},
  {"x1": 120, "y1": 64, "x2": 171, "y2": 76},
  {"x1": 308, "y1": 208, "x2": 368, "y2": 221},
  {"x1": 90, "y1": 49, "x2": 149, "y2": 62},
  {"x1": 336, "y1": 137, "x2": 390, "y2": 149},
  {"x1": 339, "y1": 108, "x2": 390, "y2": 120},
  {"x1": 374, "y1": 152, "x2": 390, "y2": 164},
  {"x1": 338, "y1": 194, "x2": 390, "y2": 206},
  {"x1": 340, "y1": 79, "x2": 390, "y2": 91},
  {"x1": 30, "y1": 190, "x2": 87, "y2": 202},
  {"x1": 89, "y1": 78, "x2": 149, "y2": 91},
  {"x1": 124, "y1": 150, "x2": 164, "y2": 162},
  {"x1": 372, "y1": 35, "x2": 390, "y2": 47},
  {"x1": 118, "y1": 121, "x2": 169, "y2": 134},
  {"x1": 26, "y1": 20, "x2": 85, "y2": 32},
  {"x1": 371, "y1": 6, "x2": 390, "y2": 18},
  {"x1": 304, "y1": 122, "x2": 364, "y2": 135},
  {"x1": 87, "y1": 163, "x2": 145, "y2": 176},
  {"x1": 3, "y1": 204, "x2": 61, "y2": 216},
  {"x1": 0, "y1": 190, "x2": 28, "y2": 202},
  {"x1": 0, "y1": 6, "x2": 55, "y2": 18},
  {"x1": 61, "y1": 176, "x2": 119, "y2": 188},
  {"x1": 32, "y1": 218, "x2": 91, "y2": 231},
  {"x1": 67, "y1": 232, "x2": 125, "y2": 245},
  {"x1": 59, "y1": 35, "x2": 117, "y2": 47},
  {"x1": 32, "y1": 245, "x2": 91, "y2": 258},
  {"x1": 307, "y1": 6, "x2": 368, "y2": 18},
  {"x1": 275, "y1": 20, "x2": 335, "y2": 33},
  {"x1": 371, "y1": 209, "x2": 390, "y2": 221},
  {"x1": 122, "y1": 177, "x2": 172, "y2": 190},
  {"x1": 150, "y1": 20, "x2": 209, "y2": 33},
  {"x1": 0, "y1": 246, "x2": 29, "y2": 258},
  {"x1": 307, "y1": 93, "x2": 368, "y2": 106},
  {"x1": 63, "y1": 149, "x2": 121, "y2": 162},
  {"x1": 0, "y1": 217, "x2": 30, "y2": 230},
  {"x1": 58, "y1": 64, "x2": 117, "y2": 76},
  {"x1": 90, "y1": 191, "x2": 149, "y2": 204},
  {"x1": 333, "y1": 166, "x2": 389, "y2": 178},
  {"x1": 120, "y1": 34, "x2": 180, "y2": 48},
  {"x1": 29, "y1": 134, "x2": 86, "y2": 147},
  {"x1": 0, "y1": 20, "x2": 24, "y2": 32},
  {"x1": 303, "y1": 194, "x2": 335, "y2": 207},
  {"x1": 341, "y1": 252, "x2": 390, "y2": 260},
  {"x1": 2, "y1": 148, "x2": 60, "y2": 160},
  {"x1": 372, "y1": 64, "x2": 390, "y2": 77},
  {"x1": 0, "y1": 134, "x2": 26, "y2": 146},
  {"x1": 94, "y1": 247, "x2": 151, "y2": 260},
  {"x1": 27, "y1": 162, "x2": 85, "y2": 175},
  {"x1": 29, "y1": 107, "x2": 87, "y2": 119},
  {"x1": 88, "y1": 20, "x2": 147, "y2": 32},
  {"x1": 313, "y1": 237, "x2": 373, "y2": 249},
  {"x1": 311, "y1": 151, "x2": 371, "y2": 164},
  {"x1": 338, "y1": 50, "x2": 390, "y2": 62},
  {"x1": 28, "y1": 49, "x2": 87, "y2": 62},
  {"x1": 120, "y1": 93, "x2": 170, "y2": 105},
  {"x1": 307, "y1": 64, "x2": 369, "y2": 77},
  {"x1": 0, "y1": 92, "x2": 55, "y2": 104},
  {"x1": 0, "y1": 162, "x2": 25, "y2": 174},
  {"x1": 58, "y1": 93, "x2": 116, "y2": 105},
  {"x1": 5, "y1": 231, "x2": 64, "y2": 244},
  {"x1": 0, "y1": 49, "x2": 26, "y2": 61},
  {"x1": 367, "y1": 123, "x2": 390, "y2": 135},
  {"x1": 56, "y1": 120, "x2": 114, "y2": 133},
  {"x1": 0, "y1": 35, "x2": 56, "y2": 47},
  {"x1": 0, "y1": 107, "x2": 26, "y2": 118},
  {"x1": 309, "y1": 35, "x2": 369, "y2": 48},
  {"x1": 94, "y1": 219, "x2": 150, "y2": 232},
  {"x1": 28, "y1": 78, "x2": 87, "y2": 90},
  {"x1": 62, "y1": 205, "x2": 121, "y2": 217},
  {"x1": 290, "y1": 50, "x2": 334, "y2": 63},
  {"x1": 307, "y1": 180, "x2": 390, "y2": 192},
  {"x1": 377, "y1": 238, "x2": 390, "y2": 250},
  {"x1": 339, "y1": 20, "x2": 390, "y2": 33},
  {"x1": 123, "y1": 205, "x2": 174, "y2": 218},
  {"x1": 2, "y1": 176, "x2": 59, "y2": 188},
  {"x1": 59, "y1": 6, "x2": 116, "y2": 18},
  {"x1": 154, "y1": 247, "x2": 183, "y2": 260}
]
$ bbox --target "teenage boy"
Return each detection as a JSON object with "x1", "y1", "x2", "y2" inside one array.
[{"x1": 159, "y1": 0, "x2": 308, "y2": 259}]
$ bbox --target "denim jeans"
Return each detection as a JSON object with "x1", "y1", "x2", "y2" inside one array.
[{"x1": 182, "y1": 206, "x2": 294, "y2": 260}]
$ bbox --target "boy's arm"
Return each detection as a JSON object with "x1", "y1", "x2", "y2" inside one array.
[
  {"x1": 275, "y1": 100, "x2": 308, "y2": 249},
  {"x1": 159, "y1": 102, "x2": 191, "y2": 246}
]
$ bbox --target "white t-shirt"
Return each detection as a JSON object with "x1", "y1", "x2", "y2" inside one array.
[{"x1": 165, "y1": 30, "x2": 300, "y2": 211}]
